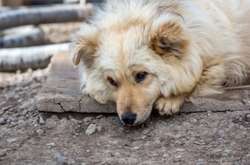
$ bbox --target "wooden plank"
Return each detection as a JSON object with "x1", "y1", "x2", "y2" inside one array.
[
  {"x1": 36, "y1": 53, "x2": 250, "y2": 114},
  {"x1": 36, "y1": 53, "x2": 116, "y2": 113}
]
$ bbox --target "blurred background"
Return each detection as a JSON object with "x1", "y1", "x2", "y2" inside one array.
[
  {"x1": 0, "y1": 0, "x2": 104, "y2": 86},
  {"x1": 0, "y1": 0, "x2": 100, "y2": 6}
]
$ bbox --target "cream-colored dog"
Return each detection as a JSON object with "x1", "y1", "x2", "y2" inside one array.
[{"x1": 72, "y1": 0, "x2": 250, "y2": 126}]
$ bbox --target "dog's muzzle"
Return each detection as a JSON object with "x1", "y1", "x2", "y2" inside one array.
[{"x1": 121, "y1": 112, "x2": 137, "y2": 125}]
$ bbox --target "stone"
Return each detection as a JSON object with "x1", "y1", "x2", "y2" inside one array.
[
  {"x1": 244, "y1": 113, "x2": 250, "y2": 122},
  {"x1": 85, "y1": 124, "x2": 97, "y2": 136},
  {"x1": 47, "y1": 142, "x2": 56, "y2": 148},
  {"x1": 0, "y1": 150, "x2": 7, "y2": 157},
  {"x1": 36, "y1": 129, "x2": 45, "y2": 135},
  {"x1": 96, "y1": 115, "x2": 104, "y2": 119},
  {"x1": 0, "y1": 118, "x2": 7, "y2": 125},
  {"x1": 190, "y1": 118, "x2": 198, "y2": 123},
  {"x1": 133, "y1": 146, "x2": 140, "y2": 150},
  {"x1": 38, "y1": 115, "x2": 45, "y2": 125},
  {"x1": 7, "y1": 138, "x2": 17, "y2": 143}
]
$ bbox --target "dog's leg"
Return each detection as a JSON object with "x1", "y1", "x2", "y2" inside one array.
[{"x1": 154, "y1": 95, "x2": 185, "y2": 115}]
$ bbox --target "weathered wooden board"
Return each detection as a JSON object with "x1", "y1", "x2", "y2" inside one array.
[
  {"x1": 36, "y1": 53, "x2": 250, "y2": 114},
  {"x1": 36, "y1": 53, "x2": 116, "y2": 113}
]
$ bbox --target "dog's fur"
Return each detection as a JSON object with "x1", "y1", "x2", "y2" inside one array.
[{"x1": 72, "y1": 0, "x2": 250, "y2": 125}]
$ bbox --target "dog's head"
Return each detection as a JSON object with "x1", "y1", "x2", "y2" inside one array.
[{"x1": 72, "y1": 3, "x2": 203, "y2": 125}]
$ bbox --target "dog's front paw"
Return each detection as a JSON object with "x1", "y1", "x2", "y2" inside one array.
[
  {"x1": 86, "y1": 92, "x2": 108, "y2": 104},
  {"x1": 92, "y1": 94, "x2": 108, "y2": 104},
  {"x1": 154, "y1": 96, "x2": 185, "y2": 115}
]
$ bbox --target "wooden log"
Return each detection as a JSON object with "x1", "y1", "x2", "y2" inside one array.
[
  {"x1": 0, "y1": 26, "x2": 47, "y2": 48},
  {"x1": 36, "y1": 53, "x2": 250, "y2": 114},
  {"x1": 0, "y1": 0, "x2": 24, "y2": 6},
  {"x1": 25, "y1": 0, "x2": 63, "y2": 6},
  {"x1": 0, "y1": 43, "x2": 70, "y2": 72},
  {"x1": 86, "y1": 0, "x2": 104, "y2": 3},
  {"x1": 0, "y1": 4, "x2": 92, "y2": 30},
  {"x1": 1, "y1": 0, "x2": 74, "y2": 6},
  {"x1": 0, "y1": 7, "x2": 11, "y2": 13}
]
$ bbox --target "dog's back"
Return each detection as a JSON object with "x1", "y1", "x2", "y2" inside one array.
[
  {"x1": 92, "y1": 0, "x2": 250, "y2": 85},
  {"x1": 213, "y1": 0, "x2": 250, "y2": 85}
]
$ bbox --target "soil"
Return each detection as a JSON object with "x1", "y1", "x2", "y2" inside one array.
[{"x1": 0, "y1": 70, "x2": 250, "y2": 165}]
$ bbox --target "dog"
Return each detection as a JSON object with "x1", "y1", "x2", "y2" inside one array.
[{"x1": 71, "y1": 0, "x2": 250, "y2": 126}]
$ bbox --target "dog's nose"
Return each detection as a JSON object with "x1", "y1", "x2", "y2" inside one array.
[{"x1": 121, "y1": 112, "x2": 137, "y2": 125}]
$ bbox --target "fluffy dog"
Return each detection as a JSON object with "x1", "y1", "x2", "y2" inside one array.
[{"x1": 72, "y1": 0, "x2": 250, "y2": 126}]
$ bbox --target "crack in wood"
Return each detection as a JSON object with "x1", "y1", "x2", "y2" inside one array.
[{"x1": 56, "y1": 102, "x2": 66, "y2": 113}]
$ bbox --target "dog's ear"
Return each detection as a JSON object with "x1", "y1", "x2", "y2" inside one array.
[
  {"x1": 150, "y1": 16, "x2": 189, "y2": 58},
  {"x1": 72, "y1": 24, "x2": 99, "y2": 68}
]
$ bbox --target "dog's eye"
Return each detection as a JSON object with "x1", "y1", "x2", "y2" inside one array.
[
  {"x1": 135, "y1": 72, "x2": 148, "y2": 83},
  {"x1": 107, "y1": 76, "x2": 118, "y2": 87}
]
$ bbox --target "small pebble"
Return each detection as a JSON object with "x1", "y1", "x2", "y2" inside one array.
[
  {"x1": 0, "y1": 150, "x2": 7, "y2": 157},
  {"x1": 245, "y1": 113, "x2": 250, "y2": 122},
  {"x1": 47, "y1": 142, "x2": 56, "y2": 148},
  {"x1": 7, "y1": 117, "x2": 15, "y2": 123},
  {"x1": 133, "y1": 146, "x2": 140, "y2": 150},
  {"x1": 85, "y1": 124, "x2": 97, "y2": 136},
  {"x1": 0, "y1": 118, "x2": 7, "y2": 125},
  {"x1": 190, "y1": 118, "x2": 198, "y2": 123},
  {"x1": 142, "y1": 129, "x2": 151, "y2": 135},
  {"x1": 36, "y1": 129, "x2": 45, "y2": 135},
  {"x1": 96, "y1": 115, "x2": 104, "y2": 119},
  {"x1": 38, "y1": 115, "x2": 45, "y2": 125},
  {"x1": 7, "y1": 138, "x2": 17, "y2": 144}
]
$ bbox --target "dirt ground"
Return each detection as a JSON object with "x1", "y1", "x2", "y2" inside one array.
[{"x1": 0, "y1": 70, "x2": 249, "y2": 165}]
